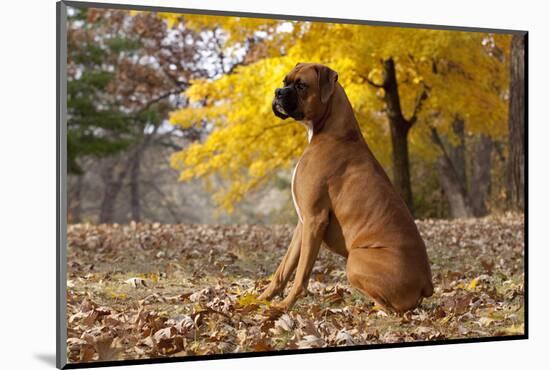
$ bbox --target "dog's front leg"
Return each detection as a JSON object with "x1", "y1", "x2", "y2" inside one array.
[
  {"x1": 258, "y1": 223, "x2": 302, "y2": 301},
  {"x1": 274, "y1": 210, "x2": 328, "y2": 310}
]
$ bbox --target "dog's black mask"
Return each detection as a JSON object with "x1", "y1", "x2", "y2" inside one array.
[{"x1": 272, "y1": 86, "x2": 303, "y2": 120}]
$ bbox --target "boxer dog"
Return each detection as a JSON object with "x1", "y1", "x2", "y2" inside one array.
[{"x1": 258, "y1": 63, "x2": 433, "y2": 313}]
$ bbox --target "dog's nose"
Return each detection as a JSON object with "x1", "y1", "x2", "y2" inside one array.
[{"x1": 275, "y1": 88, "x2": 284, "y2": 97}]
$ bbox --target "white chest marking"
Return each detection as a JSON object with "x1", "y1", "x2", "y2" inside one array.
[
  {"x1": 291, "y1": 159, "x2": 304, "y2": 223},
  {"x1": 292, "y1": 123, "x2": 313, "y2": 223},
  {"x1": 300, "y1": 120, "x2": 313, "y2": 143}
]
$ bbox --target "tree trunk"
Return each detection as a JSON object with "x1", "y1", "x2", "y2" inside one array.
[
  {"x1": 68, "y1": 175, "x2": 83, "y2": 223},
  {"x1": 437, "y1": 156, "x2": 473, "y2": 218},
  {"x1": 507, "y1": 33, "x2": 526, "y2": 211},
  {"x1": 382, "y1": 58, "x2": 414, "y2": 213},
  {"x1": 448, "y1": 117, "x2": 467, "y2": 187},
  {"x1": 128, "y1": 126, "x2": 158, "y2": 222},
  {"x1": 99, "y1": 160, "x2": 129, "y2": 224},
  {"x1": 130, "y1": 149, "x2": 144, "y2": 222},
  {"x1": 470, "y1": 135, "x2": 493, "y2": 216},
  {"x1": 431, "y1": 127, "x2": 474, "y2": 218},
  {"x1": 389, "y1": 120, "x2": 413, "y2": 212}
]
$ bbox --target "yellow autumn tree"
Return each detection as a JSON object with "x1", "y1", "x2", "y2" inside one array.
[{"x1": 159, "y1": 13, "x2": 510, "y2": 213}]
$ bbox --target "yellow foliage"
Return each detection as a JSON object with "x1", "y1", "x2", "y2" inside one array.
[
  {"x1": 156, "y1": 12, "x2": 510, "y2": 211},
  {"x1": 467, "y1": 277, "x2": 480, "y2": 291},
  {"x1": 235, "y1": 293, "x2": 270, "y2": 307}
]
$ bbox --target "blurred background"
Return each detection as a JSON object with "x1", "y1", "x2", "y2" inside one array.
[{"x1": 66, "y1": 6, "x2": 525, "y2": 224}]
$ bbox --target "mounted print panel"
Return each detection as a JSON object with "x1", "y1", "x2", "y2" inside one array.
[{"x1": 57, "y1": 1, "x2": 527, "y2": 368}]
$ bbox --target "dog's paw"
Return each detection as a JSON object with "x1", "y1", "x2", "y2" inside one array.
[
  {"x1": 263, "y1": 305, "x2": 286, "y2": 320},
  {"x1": 257, "y1": 291, "x2": 272, "y2": 302},
  {"x1": 271, "y1": 299, "x2": 295, "y2": 312}
]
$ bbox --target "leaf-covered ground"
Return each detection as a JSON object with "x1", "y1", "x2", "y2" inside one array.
[{"x1": 66, "y1": 214, "x2": 525, "y2": 364}]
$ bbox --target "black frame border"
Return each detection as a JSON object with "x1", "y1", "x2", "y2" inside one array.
[{"x1": 56, "y1": 1, "x2": 529, "y2": 369}]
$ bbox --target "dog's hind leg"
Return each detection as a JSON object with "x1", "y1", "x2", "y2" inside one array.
[
  {"x1": 346, "y1": 248, "x2": 426, "y2": 314},
  {"x1": 258, "y1": 222, "x2": 302, "y2": 301}
]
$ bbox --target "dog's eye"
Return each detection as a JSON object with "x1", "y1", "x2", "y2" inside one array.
[{"x1": 296, "y1": 82, "x2": 307, "y2": 90}]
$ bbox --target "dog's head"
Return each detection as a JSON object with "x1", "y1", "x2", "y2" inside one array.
[{"x1": 272, "y1": 63, "x2": 338, "y2": 121}]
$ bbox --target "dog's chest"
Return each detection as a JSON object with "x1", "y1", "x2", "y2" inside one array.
[{"x1": 291, "y1": 159, "x2": 304, "y2": 223}]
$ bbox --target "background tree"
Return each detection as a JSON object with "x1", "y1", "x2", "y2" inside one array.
[
  {"x1": 67, "y1": 7, "x2": 208, "y2": 223},
  {"x1": 67, "y1": 9, "x2": 135, "y2": 176},
  {"x1": 507, "y1": 33, "x2": 526, "y2": 211},
  {"x1": 66, "y1": 8, "x2": 521, "y2": 223},
  {"x1": 166, "y1": 15, "x2": 510, "y2": 217}
]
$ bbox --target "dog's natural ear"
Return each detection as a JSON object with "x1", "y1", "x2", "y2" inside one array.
[{"x1": 317, "y1": 65, "x2": 338, "y2": 104}]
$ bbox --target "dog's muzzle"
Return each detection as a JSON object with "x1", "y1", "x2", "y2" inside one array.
[
  {"x1": 272, "y1": 87, "x2": 298, "y2": 120},
  {"x1": 272, "y1": 100, "x2": 288, "y2": 119}
]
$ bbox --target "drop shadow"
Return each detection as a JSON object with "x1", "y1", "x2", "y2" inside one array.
[{"x1": 34, "y1": 353, "x2": 57, "y2": 367}]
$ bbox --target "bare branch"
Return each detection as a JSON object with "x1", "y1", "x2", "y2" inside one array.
[
  {"x1": 242, "y1": 122, "x2": 294, "y2": 141},
  {"x1": 156, "y1": 141, "x2": 184, "y2": 151},
  {"x1": 137, "y1": 88, "x2": 186, "y2": 113},
  {"x1": 408, "y1": 84, "x2": 429, "y2": 126},
  {"x1": 355, "y1": 68, "x2": 386, "y2": 89},
  {"x1": 366, "y1": 78, "x2": 385, "y2": 89}
]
